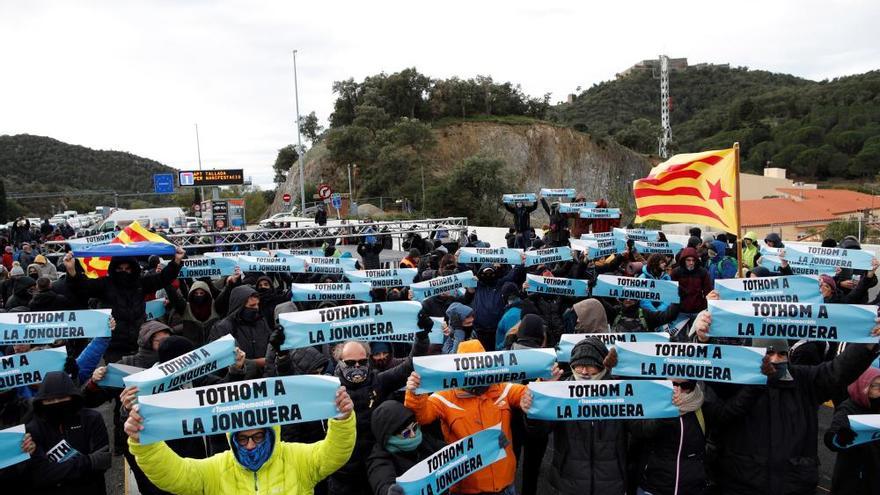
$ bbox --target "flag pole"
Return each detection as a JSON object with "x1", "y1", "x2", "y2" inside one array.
[{"x1": 733, "y1": 142, "x2": 743, "y2": 278}]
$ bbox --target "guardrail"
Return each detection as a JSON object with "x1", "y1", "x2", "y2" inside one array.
[{"x1": 40, "y1": 217, "x2": 469, "y2": 255}]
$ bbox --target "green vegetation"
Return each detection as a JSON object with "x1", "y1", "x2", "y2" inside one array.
[
  {"x1": 427, "y1": 156, "x2": 509, "y2": 226},
  {"x1": 823, "y1": 219, "x2": 879, "y2": 243},
  {"x1": 551, "y1": 68, "x2": 880, "y2": 180},
  {"x1": 0, "y1": 134, "x2": 178, "y2": 216}
]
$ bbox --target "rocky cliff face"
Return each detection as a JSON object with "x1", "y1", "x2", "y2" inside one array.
[{"x1": 271, "y1": 121, "x2": 652, "y2": 223}]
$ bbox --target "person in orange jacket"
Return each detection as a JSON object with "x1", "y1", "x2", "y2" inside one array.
[{"x1": 404, "y1": 339, "x2": 560, "y2": 494}]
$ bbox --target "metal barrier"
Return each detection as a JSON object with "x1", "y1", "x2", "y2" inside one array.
[{"x1": 40, "y1": 217, "x2": 469, "y2": 255}]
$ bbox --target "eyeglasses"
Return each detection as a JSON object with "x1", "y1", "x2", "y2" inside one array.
[
  {"x1": 400, "y1": 421, "x2": 420, "y2": 439},
  {"x1": 672, "y1": 381, "x2": 697, "y2": 392},
  {"x1": 235, "y1": 430, "x2": 266, "y2": 447},
  {"x1": 343, "y1": 359, "x2": 369, "y2": 367}
]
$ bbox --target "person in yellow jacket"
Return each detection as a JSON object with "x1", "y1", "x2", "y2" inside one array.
[
  {"x1": 742, "y1": 230, "x2": 760, "y2": 269},
  {"x1": 124, "y1": 387, "x2": 356, "y2": 495}
]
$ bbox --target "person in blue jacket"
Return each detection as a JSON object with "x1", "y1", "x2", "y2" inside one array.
[
  {"x1": 637, "y1": 253, "x2": 672, "y2": 314},
  {"x1": 467, "y1": 263, "x2": 523, "y2": 352}
]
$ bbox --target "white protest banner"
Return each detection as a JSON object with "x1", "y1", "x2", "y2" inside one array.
[
  {"x1": 714, "y1": 275, "x2": 822, "y2": 303},
  {"x1": 413, "y1": 348, "x2": 556, "y2": 393},
  {"x1": 289, "y1": 282, "x2": 373, "y2": 302},
  {"x1": 396, "y1": 423, "x2": 507, "y2": 495},
  {"x1": 591, "y1": 274, "x2": 680, "y2": 303},
  {"x1": 237, "y1": 256, "x2": 305, "y2": 273},
  {"x1": 527, "y1": 380, "x2": 678, "y2": 421},
  {"x1": 410, "y1": 271, "x2": 477, "y2": 301},
  {"x1": 278, "y1": 301, "x2": 422, "y2": 350},
  {"x1": 123, "y1": 335, "x2": 236, "y2": 395},
  {"x1": 0, "y1": 309, "x2": 111, "y2": 345},
  {"x1": 524, "y1": 247, "x2": 572, "y2": 267},
  {"x1": 137, "y1": 375, "x2": 341, "y2": 444},
  {"x1": 457, "y1": 247, "x2": 523, "y2": 265},
  {"x1": 614, "y1": 341, "x2": 767, "y2": 385},
  {"x1": 205, "y1": 251, "x2": 270, "y2": 258},
  {"x1": 556, "y1": 332, "x2": 669, "y2": 362},
  {"x1": 179, "y1": 256, "x2": 238, "y2": 278},
  {"x1": 344, "y1": 268, "x2": 418, "y2": 288},
  {"x1": 0, "y1": 347, "x2": 67, "y2": 392},
  {"x1": 525, "y1": 274, "x2": 589, "y2": 297},
  {"x1": 0, "y1": 425, "x2": 28, "y2": 469}
]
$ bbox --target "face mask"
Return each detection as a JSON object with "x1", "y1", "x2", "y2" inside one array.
[
  {"x1": 112, "y1": 270, "x2": 139, "y2": 286},
  {"x1": 339, "y1": 362, "x2": 369, "y2": 385},
  {"x1": 372, "y1": 357, "x2": 391, "y2": 369},
  {"x1": 386, "y1": 429, "x2": 422, "y2": 453},
  {"x1": 256, "y1": 286, "x2": 271, "y2": 294},
  {"x1": 240, "y1": 308, "x2": 261, "y2": 322},
  {"x1": 29, "y1": 273, "x2": 39, "y2": 280},
  {"x1": 190, "y1": 293, "x2": 210, "y2": 305},
  {"x1": 232, "y1": 429, "x2": 274, "y2": 472},
  {"x1": 41, "y1": 402, "x2": 79, "y2": 425},
  {"x1": 770, "y1": 361, "x2": 792, "y2": 382},
  {"x1": 870, "y1": 397, "x2": 880, "y2": 412}
]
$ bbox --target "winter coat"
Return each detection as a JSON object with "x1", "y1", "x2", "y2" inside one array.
[
  {"x1": 702, "y1": 343, "x2": 879, "y2": 495},
  {"x1": 707, "y1": 240, "x2": 738, "y2": 281},
  {"x1": 358, "y1": 242, "x2": 384, "y2": 270},
  {"x1": 330, "y1": 335, "x2": 428, "y2": 489},
  {"x1": 742, "y1": 231, "x2": 760, "y2": 269},
  {"x1": 168, "y1": 280, "x2": 220, "y2": 348},
  {"x1": 28, "y1": 289, "x2": 71, "y2": 312},
  {"x1": 532, "y1": 375, "x2": 628, "y2": 495},
  {"x1": 824, "y1": 366, "x2": 880, "y2": 495},
  {"x1": 470, "y1": 266, "x2": 522, "y2": 331},
  {"x1": 210, "y1": 285, "x2": 271, "y2": 359},
  {"x1": 70, "y1": 256, "x2": 181, "y2": 360},
  {"x1": 6, "y1": 275, "x2": 35, "y2": 309},
  {"x1": 26, "y1": 372, "x2": 110, "y2": 495},
  {"x1": 671, "y1": 249, "x2": 713, "y2": 314},
  {"x1": 404, "y1": 339, "x2": 526, "y2": 494},
  {"x1": 119, "y1": 321, "x2": 172, "y2": 368},
  {"x1": 504, "y1": 202, "x2": 537, "y2": 233},
  {"x1": 638, "y1": 264, "x2": 673, "y2": 313},
  {"x1": 630, "y1": 412, "x2": 707, "y2": 495},
  {"x1": 129, "y1": 415, "x2": 356, "y2": 495},
  {"x1": 277, "y1": 347, "x2": 331, "y2": 444},
  {"x1": 366, "y1": 401, "x2": 446, "y2": 495}
]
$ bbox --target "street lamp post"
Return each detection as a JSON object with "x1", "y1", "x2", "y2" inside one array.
[{"x1": 292, "y1": 50, "x2": 306, "y2": 214}]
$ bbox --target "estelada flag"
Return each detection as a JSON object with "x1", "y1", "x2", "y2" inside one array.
[
  {"x1": 74, "y1": 221, "x2": 176, "y2": 278},
  {"x1": 633, "y1": 148, "x2": 739, "y2": 234}
]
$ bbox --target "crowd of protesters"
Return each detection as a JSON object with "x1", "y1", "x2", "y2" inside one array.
[{"x1": 0, "y1": 194, "x2": 879, "y2": 495}]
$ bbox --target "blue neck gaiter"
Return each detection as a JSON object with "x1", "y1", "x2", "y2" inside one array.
[
  {"x1": 386, "y1": 429, "x2": 423, "y2": 454},
  {"x1": 232, "y1": 428, "x2": 275, "y2": 472}
]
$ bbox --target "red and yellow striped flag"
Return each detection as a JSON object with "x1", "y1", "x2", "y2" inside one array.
[
  {"x1": 79, "y1": 221, "x2": 171, "y2": 278},
  {"x1": 633, "y1": 147, "x2": 739, "y2": 233}
]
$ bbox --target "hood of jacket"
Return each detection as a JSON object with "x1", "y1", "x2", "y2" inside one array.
[
  {"x1": 370, "y1": 399, "x2": 416, "y2": 447},
  {"x1": 764, "y1": 232, "x2": 784, "y2": 248},
  {"x1": 445, "y1": 302, "x2": 474, "y2": 329},
  {"x1": 107, "y1": 256, "x2": 143, "y2": 286},
  {"x1": 188, "y1": 280, "x2": 213, "y2": 299},
  {"x1": 137, "y1": 320, "x2": 172, "y2": 349},
  {"x1": 743, "y1": 231, "x2": 758, "y2": 243},
  {"x1": 573, "y1": 299, "x2": 608, "y2": 333},
  {"x1": 847, "y1": 366, "x2": 880, "y2": 409},
  {"x1": 228, "y1": 285, "x2": 258, "y2": 315},
  {"x1": 273, "y1": 301, "x2": 297, "y2": 324},
  {"x1": 515, "y1": 314, "x2": 546, "y2": 348},
  {"x1": 290, "y1": 347, "x2": 330, "y2": 375},
  {"x1": 709, "y1": 240, "x2": 727, "y2": 261},
  {"x1": 32, "y1": 371, "x2": 83, "y2": 413},
  {"x1": 12, "y1": 275, "x2": 35, "y2": 296}
]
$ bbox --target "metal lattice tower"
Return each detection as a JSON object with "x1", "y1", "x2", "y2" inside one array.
[{"x1": 658, "y1": 54, "x2": 672, "y2": 158}]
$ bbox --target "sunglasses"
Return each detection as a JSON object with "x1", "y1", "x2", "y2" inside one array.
[
  {"x1": 235, "y1": 430, "x2": 266, "y2": 447},
  {"x1": 400, "y1": 421, "x2": 420, "y2": 439},
  {"x1": 343, "y1": 359, "x2": 369, "y2": 367},
  {"x1": 672, "y1": 381, "x2": 697, "y2": 392}
]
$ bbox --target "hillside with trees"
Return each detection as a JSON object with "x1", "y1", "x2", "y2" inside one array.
[{"x1": 550, "y1": 67, "x2": 880, "y2": 179}]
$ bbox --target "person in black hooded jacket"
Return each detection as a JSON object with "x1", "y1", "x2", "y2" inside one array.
[
  {"x1": 6, "y1": 274, "x2": 35, "y2": 309},
  {"x1": 694, "y1": 310, "x2": 880, "y2": 495},
  {"x1": 25, "y1": 371, "x2": 110, "y2": 495},
  {"x1": 824, "y1": 366, "x2": 880, "y2": 495},
  {"x1": 366, "y1": 400, "x2": 446, "y2": 495},
  {"x1": 209, "y1": 285, "x2": 272, "y2": 370},
  {"x1": 62, "y1": 248, "x2": 184, "y2": 363},
  {"x1": 325, "y1": 317, "x2": 432, "y2": 495},
  {"x1": 527, "y1": 337, "x2": 627, "y2": 495}
]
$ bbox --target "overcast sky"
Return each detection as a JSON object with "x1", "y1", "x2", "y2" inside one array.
[{"x1": 1, "y1": 0, "x2": 878, "y2": 189}]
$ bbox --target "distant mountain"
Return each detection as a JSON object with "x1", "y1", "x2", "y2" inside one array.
[
  {"x1": 0, "y1": 134, "x2": 178, "y2": 216},
  {"x1": 550, "y1": 66, "x2": 880, "y2": 180}
]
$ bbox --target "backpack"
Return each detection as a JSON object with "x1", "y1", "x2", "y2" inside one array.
[{"x1": 612, "y1": 309, "x2": 648, "y2": 332}]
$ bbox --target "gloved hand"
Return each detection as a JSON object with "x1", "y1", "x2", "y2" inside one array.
[
  {"x1": 835, "y1": 426, "x2": 857, "y2": 448},
  {"x1": 760, "y1": 355, "x2": 776, "y2": 377},
  {"x1": 64, "y1": 355, "x2": 79, "y2": 380},
  {"x1": 417, "y1": 309, "x2": 433, "y2": 336},
  {"x1": 387, "y1": 484, "x2": 405, "y2": 495},
  {"x1": 498, "y1": 431, "x2": 510, "y2": 449},
  {"x1": 269, "y1": 325, "x2": 286, "y2": 351}
]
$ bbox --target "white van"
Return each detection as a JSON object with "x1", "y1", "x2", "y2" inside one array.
[{"x1": 98, "y1": 207, "x2": 186, "y2": 232}]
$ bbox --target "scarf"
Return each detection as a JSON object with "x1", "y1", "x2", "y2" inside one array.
[{"x1": 678, "y1": 384, "x2": 705, "y2": 415}]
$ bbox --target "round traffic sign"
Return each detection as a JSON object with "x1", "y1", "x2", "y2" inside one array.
[
  {"x1": 318, "y1": 184, "x2": 332, "y2": 199},
  {"x1": 282, "y1": 193, "x2": 291, "y2": 203}
]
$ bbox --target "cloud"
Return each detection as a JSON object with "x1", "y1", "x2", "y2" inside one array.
[{"x1": 0, "y1": 0, "x2": 877, "y2": 189}]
